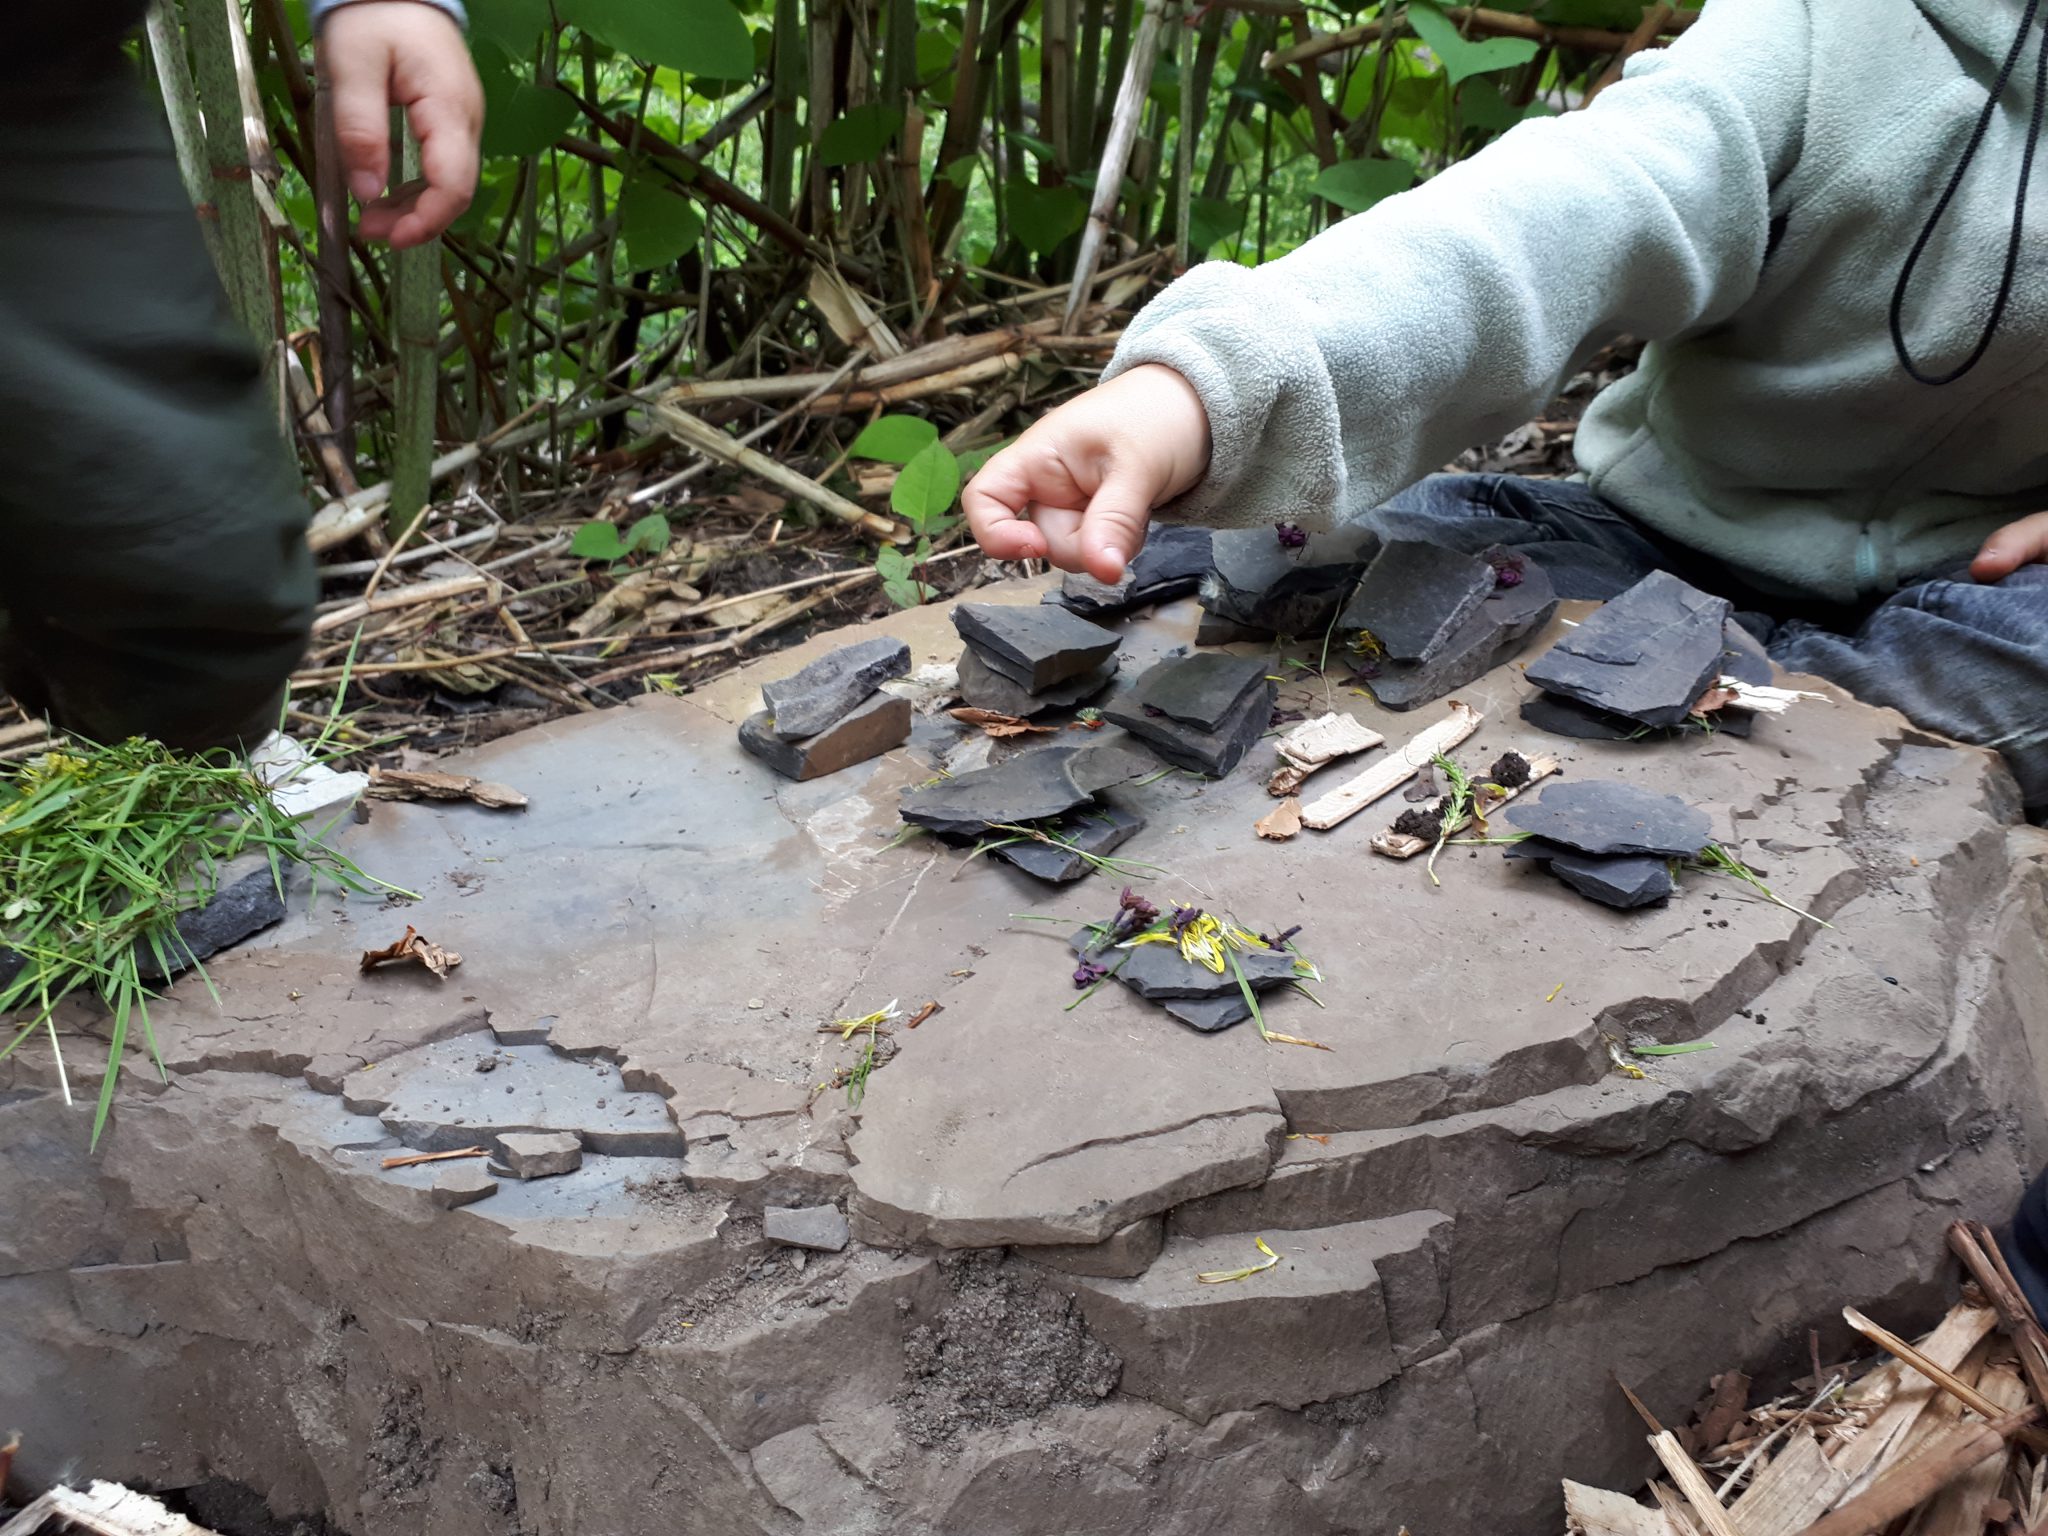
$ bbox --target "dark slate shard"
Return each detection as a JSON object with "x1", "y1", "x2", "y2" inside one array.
[
  {"x1": 1052, "y1": 526, "x2": 1215, "y2": 619},
  {"x1": 1502, "y1": 836, "x2": 1569, "y2": 863},
  {"x1": 1520, "y1": 691, "x2": 1643, "y2": 742},
  {"x1": 1069, "y1": 928, "x2": 1299, "y2": 1033},
  {"x1": 1051, "y1": 571, "x2": 1136, "y2": 618},
  {"x1": 1524, "y1": 571, "x2": 1733, "y2": 727},
  {"x1": 993, "y1": 806, "x2": 1146, "y2": 883},
  {"x1": 1103, "y1": 655, "x2": 1275, "y2": 778},
  {"x1": 953, "y1": 604, "x2": 1120, "y2": 693},
  {"x1": 1201, "y1": 525, "x2": 1376, "y2": 637},
  {"x1": 900, "y1": 740, "x2": 1150, "y2": 839},
  {"x1": 1195, "y1": 612, "x2": 1268, "y2": 648},
  {"x1": 1121, "y1": 652, "x2": 1271, "y2": 731},
  {"x1": 1339, "y1": 540, "x2": 1500, "y2": 663},
  {"x1": 134, "y1": 858, "x2": 288, "y2": 984},
  {"x1": 1504, "y1": 780, "x2": 1710, "y2": 860},
  {"x1": 760, "y1": 636, "x2": 910, "y2": 741},
  {"x1": 1548, "y1": 850, "x2": 1675, "y2": 910},
  {"x1": 1370, "y1": 556, "x2": 1560, "y2": 710},
  {"x1": 957, "y1": 645, "x2": 1118, "y2": 717},
  {"x1": 1719, "y1": 619, "x2": 1775, "y2": 688},
  {"x1": 740, "y1": 692, "x2": 911, "y2": 782}
]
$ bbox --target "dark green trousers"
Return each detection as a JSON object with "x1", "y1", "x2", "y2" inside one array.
[{"x1": 0, "y1": 21, "x2": 315, "y2": 752}]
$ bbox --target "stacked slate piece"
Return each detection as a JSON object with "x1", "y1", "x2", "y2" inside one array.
[
  {"x1": 899, "y1": 735, "x2": 1150, "y2": 846},
  {"x1": 1340, "y1": 540, "x2": 1560, "y2": 710},
  {"x1": 1197, "y1": 524, "x2": 1376, "y2": 638},
  {"x1": 738, "y1": 636, "x2": 912, "y2": 781},
  {"x1": 1501, "y1": 780, "x2": 1710, "y2": 910},
  {"x1": 952, "y1": 602, "x2": 1122, "y2": 717},
  {"x1": 1068, "y1": 927, "x2": 1301, "y2": 1032},
  {"x1": 1050, "y1": 525, "x2": 1215, "y2": 620},
  {"x1": 1520, "y1": 571, "x2": 1758, "y2": 740},
  {"x1": 1103, "y1": 652, "x2": 1276, "y2": 778}
]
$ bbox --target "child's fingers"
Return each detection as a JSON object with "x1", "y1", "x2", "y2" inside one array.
[
  {"x1": 962, "y1": 451, "x2": 1050, "y2": 562},
  {"x1": 1078, "y1": 471, "x2": 1157, "y2": 585},
  {"x1": 1972, "y1": 511, "x2": 2048, "y2": 581},
  {"x1": 1028, "y1": 507, "x2": 1091, "y2": 572},
  {"x1": 322, "y1": 31, "x2": 394, "y2": 204}
]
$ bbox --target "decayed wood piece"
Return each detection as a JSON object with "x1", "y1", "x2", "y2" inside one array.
[
  {"x1": 313, "y1": 573, "x2": 497, "y2": 635},
  {"x1": 366, "y1": 767, "x2": 529, "y2": 810},
  {"x1": 652, "y1": 402, "x2": 903, "y2": 542},
  {"x1": 1064, "y1": 0, "x2": 1170, "y2": 331},
  {"x1": 380, "y1": 1146, "x2": 489, "y2": 1170},
  {"x1": 1649, "y1": 1431, "x2": 1745, "y2": 1536},
  {"x1": 1841, "y1": 1306, "x2": 2048, "y2": 1452},
  {"x1": 1564, "y1": 1480, "x2": 1686, "y2": 1536},
  {"x1": 1905, "y1": 1361, "x2": 2028, "y2": 1536},
  {"x1": 1950, "y1": 1218, "x2": 2048, "y2": 1413},
  {"x1": 807, "y1": 265, "x2": 904, "y2": 358},
  {"x1": 1726, "y1": 1430, "x2": 1845, "y2": 1536},
  {"x1": 1268, "y1": 711, "x2": 1385, "y2": 795},
  {"x1": 1370, "y1": 752, "x2": 1561, "y2": 858},
  {"x1": 1829, "y1": 1305, "x2": 2000, "y2": 1485},
  {"x1": 1794, "y1": 1413, "x2": 2030, "y2": 1536},
  {"x1": 1299, "y1": 701, "x2": 1481, "y2": 830},
  {"x1": 0, "y1": 1480, "x2": 221, "y2": 1536}
]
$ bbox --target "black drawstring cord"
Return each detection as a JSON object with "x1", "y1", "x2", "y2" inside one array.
[{"x1": 1889, "y1": 0, "x2": 2048, "y2": 385}]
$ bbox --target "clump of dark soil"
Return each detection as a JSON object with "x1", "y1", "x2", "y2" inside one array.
[
  {"x1": 898, "y1": 1251, "x2": 1121, "y2": 1447},
  {"x1": 366, "y1": 1384, "x2": 439, "y2": 1502},
  {"x1": 163, "y1": 1480, "x2": 344, "y2": 1536},
  {"x1": 1391, "y1": 804, "x2": 1446, "y2": 841},
  {"x1": 1489, "y1": 751, "x2": 1532, "y2": 789}
]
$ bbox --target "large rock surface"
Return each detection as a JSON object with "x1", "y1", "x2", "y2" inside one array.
[{"x1": 5, "y1": 581, "x2": 2046, "y2": 1536}]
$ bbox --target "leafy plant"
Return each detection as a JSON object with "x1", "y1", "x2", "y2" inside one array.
[
  {"x1": 1690, "y1": 842, "x2": 1833, "y2": 929},
  {"x1": 571, "y1": 511, "x2": 672, "y2": 564},
  {"x1": 854, "y1": 418, "x2": 964, "y2": 608}
]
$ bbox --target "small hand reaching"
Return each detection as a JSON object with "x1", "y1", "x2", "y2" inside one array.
[
  {"x1": 320, "y1": 2, "x2": 484, "y2": 248},
  {"x1": 1972, "y1": 511, "x2": 2048, "y2": 582},
  {"x1": 962, "y1": 364, "x2": 1211, "y2": 585}
]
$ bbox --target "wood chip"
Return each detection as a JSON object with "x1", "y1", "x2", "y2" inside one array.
[
  {"x1": 947, "y1": 707, "x2": 1057, "y2": 738},
  {"x1": 1370, "y1": 753, "x2": 1561, "y2": 857},
  {"x1": 367, "y1": 766, "x2": 529, "y2": 810},
  {"x1": 1563, "y1": 1481, "x2": 1686, "y2": 1536},
  {"x1": 906, "y1": 1001, "x2": 941, "y2": 1029},
  {"x1": 1255, "y1": 797, "x2": 1303, "y2": 841},
  {"x1": 380, "y1": 1146, "x2": 490, "y2": 1170},
  {"x1": 1831, "y1": 1304, "x2": 2000, "y2": 1485},
  {"x1": 1299, "y1": 702, "x2": 1482, "y2": 830},
  {"x1": 1275, "y1": 711, "x2": 1384, "y2": 770},
  {"x1": 1649, "y1": 1430, "x2": 1743, "y2": 1536},
  {"x1": 1725, "y1": 1429, "x2": 1845, "y2": 1536},
  {"x1": 360, "y1": 925, "x2": 463, "y2": 979},
  {"x1": 0, "y1": 1481, "x2": 223, "y2": 1536}
]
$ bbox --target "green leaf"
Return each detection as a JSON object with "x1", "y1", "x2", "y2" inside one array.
[
  {"x1": 1310, "y1": 157, "x2": 1417, "y2": 213},
  {"x1": 891, "y1": 441, "x2": 963, "y2": 528},
  {"x1": 875, "y1": 546, "x2": 933, "y2": 608},
  {"x1": 1187, "y1": 196, "x2": 1245, "y2": 253},
  {"x1": 1005, "y1": 178, "x2": 1088, "y2": 255},
  {"x1": 1006, "y1": 132, "x2": 1058, "y2": 164},
  {"x1": 1407, "y1": 1, "x2": 1541, "y2": 84},
  {"x1": 915, "y1": 31, "x2": 959, "y2": 84},
  {"x1": 476, "y1": 58, "x2": 579, "y2": 158},
  {"x1": 955, "y1": 438, "x2": 1012, "y2": 480},
  {"x1": 625, "y1": 512, "x2": 672, "y2": 555},
  {"x1": 818, "y1": 103, "x2": 904, "y2": 167},
  {"x1": 467, "y1": 0, "x2": 553, "y2": 55},
  {"x1": 618, "y1": 177, "x2": 705, "y2": 269},
  {"x1": 940, "y1": 155, "x2": 979, "y2": 190},
  {"x1": 556, "y1": 0, "x2": 754, "y2": 79},
  {"x1": 572, "y1": 521, "x2": 628, "y2": 560},
  {"x1": 848, "y1": 414, "x2": 939, "y2": 465},
  {"x1": 1630, "y1": 1041, "x2": 1720, "y2": 1057}
]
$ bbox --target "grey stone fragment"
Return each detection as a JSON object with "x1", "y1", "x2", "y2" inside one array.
[
  {"x1": 1369, "y1": 557, "x2": 1559, "y2": 710},
  {"x1": 1525, "y1": 570, "x2": 1733, "y2": 727},
  {"x1": 134, "y1": 859, "x2": 287, "y2": 985},
  {"x1": 992, "y1": 806, "x2": 1146, "y2": 884},
  {"x1": 763, "y1": 1203, "x2": 851, "y2": 1252},
  {"x1": 1026, "y1": 1216, "x2": 1167, "y2": 1279},
  {"x1": 1194, "y1": 612, "x2": 1266, "y2": 647},
  {"x1": 953, "y1": 604, "x2": 1120, "y2": 692},
  {"x1": 900, "y1": 739, "x2": 1151, "y2": 838},
  {"x1": 1201, "y1": 524, "x2": 1376, "y2": 637},
  {"x1": 1103, "y1": 656, "x2": 1275, "y2": 778},
  {"x1": 429, "y1": 1164, "x2": 500, "y2": 1209},
  {"x1": 496, "y1": 1130, "x2": 583, "y2": 1179},
  {"x1": 1548, "y1": 850, "x2": 1675, "y2": 909},
  {"x1": 956, "y1": 646, "x2": 1118, "y2": 717},
  {"x1": 1504, "y1": 780, "x2": 1710, "y2": 860},
  {"x1": 1054, "y1": 527, "x2": 1214, "y2": 618},
  {"x1": 491, "y1": 1015, "x2": 554, "y2": 1047},
  {"x1": 1519, "y1": 691, "x2": 1640, "y2": 741},
  {"x1": 1339, "y1": 540, "x2": 1500, "y2": 662},
  {"x1": 739, "y1": 691, "x2": 911, "y2": 781},
  {"x1": 1073, "y1": 929, "x2": 1300, "y2": 1032},
  {"x1": 1720, "y1": 620, "x2": 1775, "y2": 687},
  {"x1": 760, "y1": 636, "x2": 911, "y2": 740}
]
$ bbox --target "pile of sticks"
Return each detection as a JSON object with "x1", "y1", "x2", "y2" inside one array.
[{"x1": 1567, "y1": 1222, "x2": 2048, "y2": 1536}]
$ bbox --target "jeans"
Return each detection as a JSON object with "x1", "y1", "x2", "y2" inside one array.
[{"x1": 1366, "y1": 474, "x2": 2048, "y2": 816}]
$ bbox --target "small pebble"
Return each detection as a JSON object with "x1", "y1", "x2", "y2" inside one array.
[
  {"x1": 1883, "y1": 975, "x2": 1899, "y2": 985},
  {"x1": 747, "y1": 997, "x2": 766, "y2": 1010},
  {"x1": 475, "y1": 1057, "x2": 497, "y2": 1074}
]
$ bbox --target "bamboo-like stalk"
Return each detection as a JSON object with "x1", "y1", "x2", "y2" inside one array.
[
  {"x1": 1041, "y1": 0, "x2": 1074, "y2": 179},
  {"x1": 388, "y1": 131, "x2": 439, "y2": 537},
  {"x1": 143, "y1": 1, "x2": 221, "y2": 272},
  {"x1": 1172, "y1": 2, "x2": 1194, "y2": 259},
  {"x1": 1064, "y1": 0, "x2": 1169, "y2": 330},
  {"x1": 766, "y1": 0, "x2": 804, "y2": 215}
]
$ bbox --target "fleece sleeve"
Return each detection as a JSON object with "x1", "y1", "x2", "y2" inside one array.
[
  {"x1": 308, "y1": 0, "x2": 467, "y2": 28},
  {"x1": 1104, "y1": 0, "x2": 1812, "y2": 529}
]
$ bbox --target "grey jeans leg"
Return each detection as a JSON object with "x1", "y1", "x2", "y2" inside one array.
[{"x1": 1771, "y1": 568, "x2": 2048, "y2": 816}]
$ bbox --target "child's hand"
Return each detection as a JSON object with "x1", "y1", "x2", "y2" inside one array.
[
  {"x1": 963, "y1": 364, "x2": 1210, "y2": 584},
  {"x1": 322, "y1": 2, "x2": 483, "y2": 249},
  {"x1": 1972, "y1": 512, "x2": 2048, "y2": 582}
]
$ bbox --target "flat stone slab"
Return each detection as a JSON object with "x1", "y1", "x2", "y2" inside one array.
[
  {"x1": 739, "y1": 690, "x2": 911, "y2": 781},
  {"x1": 1525, "y1": 570, "x2": 1733, "y2": 727},
  {"x1": 1055, "y1": 526, "x2": 1214, "y2": 619},
  {"x1": 992, "y1": 806, "x2": 1145, "y2": 883},
  {"x1": 760, "y1": 636, "x2": 911, "y2": 740},
  {"x1": 1073, "y1": 927, "x2": 1302, "y2": 1032},
  {"x1": 430, "y1": 1163, "x2": 501, "y2": 1208},
  {"x1": 764, "y1": 1204, "x2": 851, "y2": 1252},
  {"x1": 1368, "y1": 556, "x2": 1559, "y2": 711},
  {"x1": 899, "y1": 740, "x2": 1152, "y2": 839},
  {"x1": 1102, "y1": 653, "x2": 1276, "y2": 778},
  {"x1": 1340, "y1": 540, "x2": 1500, "y2": 662},
  {"x1": 953, "y1": 604, "x2": 1121, "y2": 693},
  {"x1": 956, "y1": 645, "x2": 1118, "y2": 717},
  {"x1": 1504, "y1": 780, "x2": 1711, "y2": 860},
  {"x1": 498, "y1": 1130, "x2": 584, "y2": 1178},
  {"x1": 1509, "y1": 840, "x2": 1677, "y2": 909},
  {"x1": 1202, "y1": 524, "x2": 1375, "y2": 636}
]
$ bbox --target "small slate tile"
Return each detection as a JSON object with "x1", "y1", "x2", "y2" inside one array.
[
  {"x1": 1548, "y1": 850, "x2": 1675, "y2": 909},
  {"x1": 133, "y1": 857, "x2": 287, "y2": 985},
  {"x1": 900, "y1": 741, "x2": 1151, "y2": 839},
  {"x1": 1504, "y1": 780, "x2": 1710, "y2": 860},
  {"x1": 1104, "y1": 672, "x2": 1274, "y2": 778},
  {"x1": 957, "y1": 645, "x2": 1118, "y2": 717},
  {"x1": 1719, "y1": 619, "x2": 1775, "y2": 688},
  {"x1": 497, "y1": 1130, "x2": 583, "y2": 1179},
  {"x1": 1202, "y1": 524, "x2": 1376, "y2": 636},
  {"x1": 1120, "y1": 652, "x2": 1271, "y2": 731},
  {"x1": 953, "y1": 604, "x2": 1120, "y2": 692},
  {"x1": 760, "y1": 636, "x2": 910, "y2": 740},
  {"x1": 1070, "y1": 928, "x2": 1299, "y2": 1032},
  {"x1": 992, "y1": 806, "x2": 1146, "y2": 883},
  {"x1": 1524, "y1": 570, "x2": 1733, "y2": 727},
  {"x1": 1051, "y1": 526, "x2": 1214, "y2": 618},
  {"x1": 430, "y1": 1164, "x2": 500, "y2": 1209},
  {"x1": 1369, "y1": 555, "x2": 1559, "y2": 710},
  {"x1": 1340, "y1": 540, "x2": 1500, "y2": 662},
  {"x1": 764, "y1": 1203, "x2": 851, "y2": 1252},
  {"x1": 1519, "y1": 691, "x2": 1642, "y2": 741},
  {"x1": 739, "y1": 692, "x2": 912, "y2": 781}
]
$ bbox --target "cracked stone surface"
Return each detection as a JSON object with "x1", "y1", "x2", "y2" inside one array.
[{"x1": 6, "y1": 579, "x2": 2047, "y2": 1536}]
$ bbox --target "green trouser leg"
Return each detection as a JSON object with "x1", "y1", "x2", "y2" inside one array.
[{"x1": 0, "y1": 33, "x2": 315, "y2": 754}]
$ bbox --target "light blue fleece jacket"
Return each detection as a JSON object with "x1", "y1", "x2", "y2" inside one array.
[
  {"x1": 1107, "y1": 0, "x2": 2048, "y2": 604},
  {"x1": 308, "y1": 0, "x2": 466, "y2": 28}
]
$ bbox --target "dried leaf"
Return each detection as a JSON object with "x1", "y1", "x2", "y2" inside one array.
[
  {"x1": 1255, "y1": 798, "x2": 1303, "y2": 841},
  {"x1": 1691, "y1": 685, "x2": 1739, "y2": 716},
  {"x1": 1198, "y1": 1235, "x2": 1282, "y2": 1284},
  {"x1": 368, "y1": 767, "x2": 529, "y2": 810},
  {"x1": 948, "y1": 707, "x2": 1056, "y2": 738},
  {"x1": 1265, "y1": 1031, "x2": 1333, "y2": 1051},
  {"x1": 1267, "y1": 763, "x2": 1309, "y2": 797},
  {"x1": 360, "y1": 925, "x2": 463, "y2": 979}
]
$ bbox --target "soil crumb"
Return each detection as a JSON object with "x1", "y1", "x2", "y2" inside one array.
[
  {"x1": 1390, "y1": 805, "x2": 1445, "y2": 841},
  {"x1": 898, "y1": 1252, "x2": 1121, "y2": 1447},
  {"x1": 1488, "y1": 751, "x2": 1532, "y2": 790}
]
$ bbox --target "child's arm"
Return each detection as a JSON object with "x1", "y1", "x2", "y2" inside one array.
[{"x1": 968, "y1": 0, "x2": 1809, "y2": 580}]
